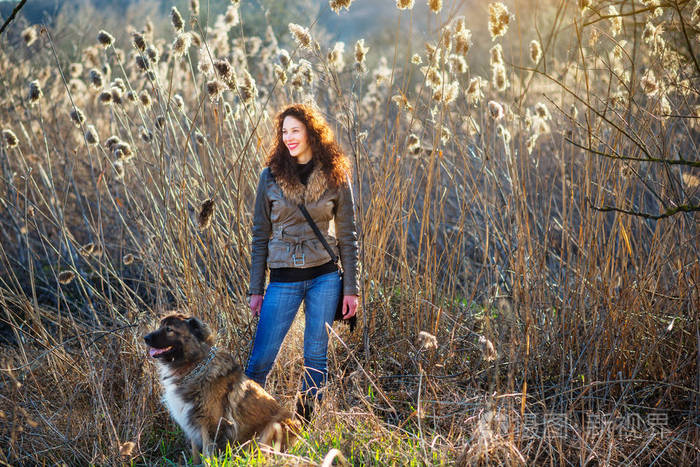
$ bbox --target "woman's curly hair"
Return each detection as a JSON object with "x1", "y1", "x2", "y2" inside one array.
[{"x1": 266, "y1": 103, "x2": 351, "y2": 188}]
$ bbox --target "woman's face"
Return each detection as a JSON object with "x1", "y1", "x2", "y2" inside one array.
[{"x1": 282, "y1": 115, "x2": 312, "y2": 163}]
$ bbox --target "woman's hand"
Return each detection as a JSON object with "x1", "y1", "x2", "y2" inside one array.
[
  {"x1": 248, "y1": 294, "x2": 263, "y2": 316},
  {"x1": 342, "y1": 295, "x2": 359, "y2": 319}
]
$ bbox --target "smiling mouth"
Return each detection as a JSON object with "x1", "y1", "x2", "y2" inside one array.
[
  {"x1": 148, "y1": 346, "x2": 173, "y2": 358},
  {"x1": 287, "y1": 143, "x2": 298, "y2": 150}
]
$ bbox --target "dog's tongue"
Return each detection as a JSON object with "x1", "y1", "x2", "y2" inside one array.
[{"x1": 148, "y1": 347, "x2": 171, "y2": 357}]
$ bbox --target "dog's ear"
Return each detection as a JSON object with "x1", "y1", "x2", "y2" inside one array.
[{"x1": 187, "y1": 317, "x2": 212, "y2": 342}]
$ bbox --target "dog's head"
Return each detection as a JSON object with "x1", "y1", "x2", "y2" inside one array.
[{"x1": 143, "y1": 313, "x2": 214, "y2": 366}]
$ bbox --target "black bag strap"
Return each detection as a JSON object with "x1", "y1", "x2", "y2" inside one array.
[{"x1": 298, "y1": 204, "x2": 340, "y2": 269}]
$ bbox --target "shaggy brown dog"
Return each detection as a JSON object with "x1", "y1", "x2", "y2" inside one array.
[{"x1": 144, "y1": 313, "x2": 299, "y2": 460}]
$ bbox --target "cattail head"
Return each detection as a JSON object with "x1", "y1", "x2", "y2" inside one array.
[
  {"x1": 490, "y1": 44, "x2": 504, "y2": 67},
  {"x1": 411, "y1": 54, "x2": 422, "y2": 65},
  {"x1": 97, "y1": 30, "x2": 115, "y2": 48},
  {"x1": 492, "y1": 63, "x2": 509, "y2": 92},
  {"x1": 171, "y1": 6, "x2": 184, "y2": 32},
  {"x1": 111, "y1": 88, "x2": 123, "y2": 105},
  {"x1": 609, "y1": 6, "x2": 622, "y2": 37},
  {"x1": 330, "y1": 0, "x2": 353, "y2": 14},
  {"x1": 173, "y1": 94, "x2": 185, "y2": 110},
  {"x1": 132, "y1": 32, "x2": 146, "y2": 53},
  {"x1": 407, "y1": 133, "x2": 421, "y2": 155},
  {"x1": 488, "y1": 100, "x2": 504, "y2": 120},
  {"x1": 85, "y1": 125, "x2": 99, "y2": 146},
  {"x1": 123, "y1": 254, "x2": 135, "y2": 265},
  {"x1": 529, "y1": 40, "x2": 542, "y2": 64},
  {"x1": 69, "y1": 63, "x2": 83, "y2": 78},
  {"x1": 534, "y1": 102, "x2": 551, "y2": 120},
  {"x1": 354, "y1": 39, "x2": 369, "y2": 73},
  {"x1": 28, "y1": 80, "x2": 43, "y2": 105},
  {"x1": 21, "y1": 26, "x2": 38, "y2": 46},
  {"x1": 190, "y1": 0, "x2": 200, "y2": 16},
  {"x1": 114, "y1": 142, "x2": 134, "y2": 161},
  {"x1": 70, "y1": 107, "x2": 86, "y2": 127},
  {"x1": 172, "y1": 32, "x2": 192, "y2": 58},
  {"x1": 139, "y1": 90, "x2": 152, "y2": 108},
  {"x1": 2, "y1": 129, "x2": 19, "y2": 149},
  {"x1": 433, "y1": 80, "x2": 459, "y2": 104},
  {"x1": 213, "y1": 58, "x2": 234, "y2": 81},
  {"x1": 98, "y1": 90, "x2": 113, "y2": 105},
  {"x1": 448, "y1": 54, "x2": 468, "y2": 74},
  {"x1": 146, "y1": 45, "x2": 159, "y2": 64},
  {"x1": 289, "y1": 23, "x2": 313, "y2": 50},
  {"x1": 88, "y1": 68, "x2": 104, "y2": 89},
  {"x1": 111, "y1": 78, "x2": 126, "y2": 93},
  {"x1": 135, "y1": 55, "x2": 150, "y2": 72},
  {"x1": 224, "y1": 5, "x2": 240, "y2": 26},
  {"x1": 428, "y1": 0, "x2": 442, "y2": 14},
  {"x1": 423, "y1": 66, "x2": 442, "y2": 90},
  {"x1": 278, "y1": 49, "x2": 291, "y2": 68},
  {"x1": 274, "y1": 64, "x2": 288, "y2": 85},
  {"x1": 238, "y1": 70, "x2": 257, "y2": 105},
  {"x1": 640, "y1": 69, "x2": 659, "y2": 96},
  {"x1": 58, "y1": 270, "x2": 76, "y2": 285},
  {"x1": 417, "y1": 331, "x2": 438, "y2": 350},
  {"x1": 488, "y1": 2, "x2": 511, "y2": 40},
  {"x1": 328, "y1": 42, "x2": 345, "y2": 73},
  {"x1": 206, "y1": 80, "x2": 226, "y2": 101},
  {"x1": 104, "y1": 136, "x2": 121, "y2": 151},
  {"x1": 198, "y1": 198, "x2": 215, "y2": 230},
  {"x1": 396, "y1": 0, "x2": 414, "y2": 9},
  {"x1": 454, "y1": 29, "x2": 472, "y2": 56}
]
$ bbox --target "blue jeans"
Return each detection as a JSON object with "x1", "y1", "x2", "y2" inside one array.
[{"x1": 245, "y1": 271, "x2": 341, "y2": 398}]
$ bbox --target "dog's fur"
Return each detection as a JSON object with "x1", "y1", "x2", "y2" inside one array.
[{"x1": 144, "y1": 313, "x2": 299, "y2": 460}]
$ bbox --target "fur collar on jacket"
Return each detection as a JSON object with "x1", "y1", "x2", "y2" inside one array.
[{"x1": 272, "y1": 164, "x2": 329, "y2": 205}]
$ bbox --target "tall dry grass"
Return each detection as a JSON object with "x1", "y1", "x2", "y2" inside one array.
[{"x1": 0, "y1": 0, "x2": 698, "y2": 464}]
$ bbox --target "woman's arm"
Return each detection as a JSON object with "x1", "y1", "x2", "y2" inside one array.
[
  {"x1": 249, "y1": 169, "x2": 272, "y2": 296},
  {"x1": 335, "y1": 176, "x2": 359, "y2": 296}
]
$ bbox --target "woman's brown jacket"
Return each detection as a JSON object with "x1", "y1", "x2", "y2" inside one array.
[{"x1": 248, "y1": 165, "x2": 359, "y2": 296}]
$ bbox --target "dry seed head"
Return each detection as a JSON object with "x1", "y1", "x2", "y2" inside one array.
[
  {"x1": 354, "y1": 39, "x2": 369, "y2": 73},
  {"x1": 658, "y1": 95, "x2": 671, "y2": 117},
  {"x1": 140, "y1": 126, "x2": 153, "y2": 142},
  {"x1": 173, "y1": 94, "x2": 185, "y2": 110},
  {"x1": 88, "y1": 68, "x2": 104, "y2": 89},
  {"x1": 85, "y1": 125, "x2": 99, "y2": 146},
  {"x1": 328, "y1": 42, "x2": 346, "y2": 72},
  {"x1": 289, "y1": 23, "x2": 313, "y2": 50},
  {"x1": 135, "y1": 55, "x2": 149, "y2": 72},
  {"x1": 423, "y1": 66, "x2": 442, "y2": 90},
  {"x1": 28, "y1": 80, "x2": 43, "y2": 105},
  {"x1": 113, "y1": 160, "x2": 125, "y2": 179},
  {"x1": 693, "y1": 3, "x2": 700, "y2": 25},
  {"x1": 214, "y1": 58, "x2": 234, "y2": 81},
  {"x1": 643, "y1": 22, "x2": 656, "y2": 44},
  {"x1": 58, "y1": 270, "x2": 76, "y2": 285},
  {"x1": 144, "y1": 18, "x2": 154, "y2": 39},
  {"x1": 529, "y1": 40, "x2": 542, "y2": 63},
  {"x1": 123, "y1": 254, "x2": 135, "y2": 265},
  {"x1": 190, "y1": 0, "x2": 200, "y2": 16},
  {"x1": 112, "y1": 78, "x2": 126, "y2": 93},
  {"x1": 429, "y1": 0, "x2": 442, "y2": 13},
  {"x1": 194, "y1": 131, "x2": 205, "y2": 145},
  {"x1": 396, "y1": 0, "x2": 414, "y2": 9},
  {"x1": 274, "y1": 64, "x2": 288, "y2": 84},
  {"x1": 609, "y1": 6, "x2": 622, "y2": 37},
  {"x1": 454, "y1": 29, "x2": 472, "y2": 56},
  {"x1": 238, "y1": 70, "x2": 258, "y2": 105},
  {"x1": 138, "y1": 90, "x2": 152, "y2": 108},
  {"x1": 69, "y1": 63, "x2": 83, "y2": 78},
  {"x1": 417, "y1": 331, "x2": 438, "y2": 350},
  {"x1": 146, "y1": 45, "x2": 159, "y2": 64},
  {"x1": 198, "y1": 199, "x2": 215, "y2": 230},
  {"x1": 492, "y1": 63, "x2": 509, "y2": 91},
  {"x1": 70, "y1": 107, "x2": 86, "y2": 127},
  {"x1": 466, "y1": 76, "x2": 484, "y2": 104},
  {"x1": 479, "y1": 335, "x2": 497, "y2": 361},
  {"x1": 488, "y1": 100, "x2": 504, "y2": 120},
  {"x1": 155, "y1": 116, "x2": 166, "y2": 130},
  {"x1": 434, "y1": 80, "x2": 459, "y2": 104},
  {"x1": 171, "y1": 6, "x2": 185, "y2": 32},
  {"x1": 206, "y1": 80, "x2": 226, "y2": 101},
  {"x1": 488, "y1": 2, "x2": 511, "y2": 40},
  {"x1": 97, "y1": 30, "x2": 114, "y2": 48},
  {"x1": 172, "y1": 32, "x2": 192, "y2": 58},
  {"x1": 2, "y1": 129, "x2": 19, "y2": 149},
  {"x1": 496, "y1": 124, "x2": 511, "y2": 144},
  {"x1": 534, "y1": 102, "x2": 551, "y2": 120},
  {"x1": 448, "y1": 54, "x2": 468, "y2": 73},
  {"x1": 578, "y1": 0, "x2": 591, "y2": 13},
  {"x1": 425, "y1": 42, "x2": 441, "y2": 65},
  {"x1": 640, "y1": 69, "x2": 659, "y2": 96},
  {"x1": 198, "y1": 48, "x2": 213, "y2": 75},
  {"x1": 490, "y1": 44, "x2": 504, "y2": 67},
  {"x1": 21, "y1": 26, "x2": 38, "y2": 46},
  {"x1": 411, "y1": 54, "x2": 422, "y2": 65},
  {"x1": 224, "y1": 5, "x2": 240, "y2": 26},
  {"x1": 330, "y1": 0, "x2": 354, "y2": 14},
  {"x1": 79, "y1": 242, "x2": 95, "y2": 256},
  {"x1": 407, "y1": 133, "x2": 421, "y2": 154},
  {"x1": 114, "y1": 142, "x2": 134, "y2": 161},
  {"x1": 278, "y1": 49, "x2": 291, "y2": 68},
  {"x1": 104, "y1": 136, "x2": 121, "y2": 151},
  {"x1": 98, "y1": 90, "x2": 113, "y2": 105}
]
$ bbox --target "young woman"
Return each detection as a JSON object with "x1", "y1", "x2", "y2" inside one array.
[{"x1": 246, "y1": 103, "x2": 359, "y2": 419}]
